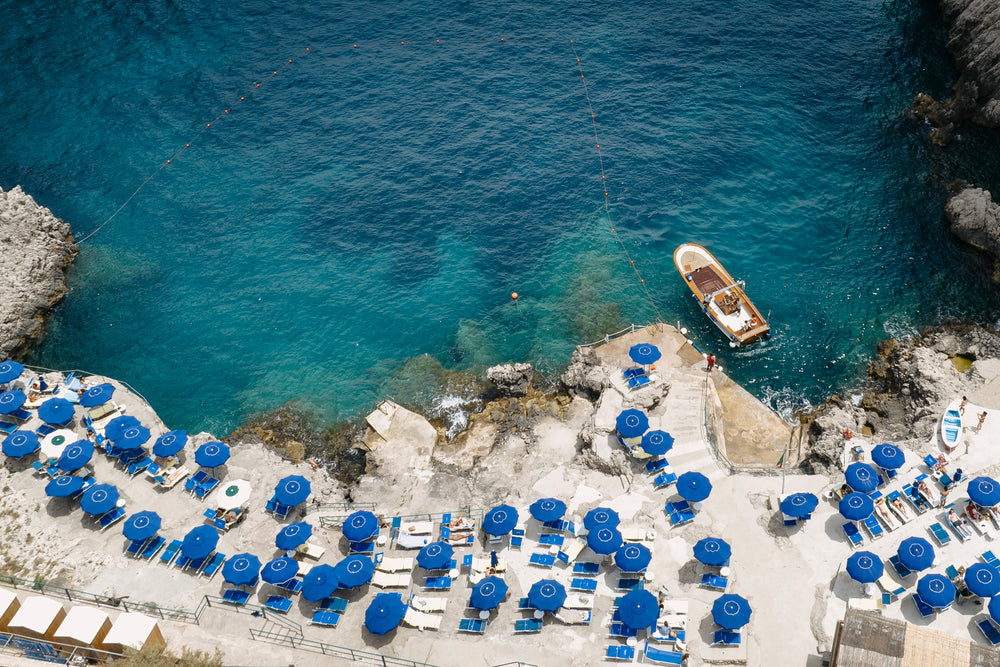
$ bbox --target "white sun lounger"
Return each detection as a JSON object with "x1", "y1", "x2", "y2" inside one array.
[
  {"x1": 295, "y1": 541, "x2": 326, "y2": 560},
  {"x1": 873, "y1": 502, "x2": 902, "y2": 531},
  {"x1": 560, "y1": 538, "x2": 586, "y2": 563},
  {"x1": 400, "y1": 521, "x2": 433, "y2": 535},
  {"x1": 376, "y1": 557, "x2": 414, "y2": 573},
  {"x1": 967, "y1": 511, "x2": 995, "y2": 539},
  {"x1": 396, "y1": 532, "x2": 431, "y2": 550},
  {"x1": 563, "y1": 594, "x2": 594, "y2": 610},
  {"x1": 403, "y1": 607, "x2": 442, "y2": 631},
  {"x1": 372, "y1": 571, "x2": 411, "y2": 588},
  {"x1": 409, "y1": 594, "x2": 448, "y2": 613},
  {"x1": 555, "y1": 609, "x2": 592, "y2": 624},
  {"x1": 619, "y1": 526, "x2": 654, "y2": 542}
]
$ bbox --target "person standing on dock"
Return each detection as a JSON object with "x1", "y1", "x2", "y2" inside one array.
[
  {"x1": 977, "y1": 411, "x2": 988, "y2": 434},
  {"x1": 706, "y1": 354, "x2": 716, "y2": 372},
  {"x1": 959, "y1": 396, "x2": 968, "y2": 415}
]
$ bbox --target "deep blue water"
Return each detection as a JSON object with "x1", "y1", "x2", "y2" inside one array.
[{"x1": 2, "y1": 0, "x2": 999, "y2": 435}]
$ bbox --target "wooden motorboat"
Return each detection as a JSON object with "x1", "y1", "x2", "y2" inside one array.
[{"x1": 673, "y1": 243, "x2": 770, "y2": 347}]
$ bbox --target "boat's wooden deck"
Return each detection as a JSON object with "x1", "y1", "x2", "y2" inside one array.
[{"x1": 689, "y1": 266, "x2": 728, "y2": 295}]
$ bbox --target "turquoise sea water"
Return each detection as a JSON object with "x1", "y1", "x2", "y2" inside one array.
[{"x1": 2, "y1": 0, "x2": 1000, "y2": 435}]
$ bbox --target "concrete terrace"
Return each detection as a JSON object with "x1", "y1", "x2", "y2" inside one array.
[{"x1": 0, "y1": 325, "x2": 998, "y2": 665}]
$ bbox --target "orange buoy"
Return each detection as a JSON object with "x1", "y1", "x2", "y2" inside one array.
[{"x1": 511, "y1": 292, "x2": 518, "y2": 301}]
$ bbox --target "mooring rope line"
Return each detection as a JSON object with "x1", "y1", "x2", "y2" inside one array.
[
  {"x1": 76, "y1": 48, "x2": 311, "y2": 244},
  {"x1": 569, "y1": 40, "x2": 665, "y2": 324}
]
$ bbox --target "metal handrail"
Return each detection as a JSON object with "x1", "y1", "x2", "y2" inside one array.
[
  {"x1": 247, "y1": 628, "x2": 440, "y2": 666},
  {"x1": 203, "y1": 595, "x2": 303, "y2": 636},
  {"x1": 0, "y1": 629, "x2": 123, "y2": 663},
  {"x1": 0, "y1": 575, "x2": 200, "y2": 624},
  {"x1": 578, "y1": 321, "x2": 664, "y2": 349},
  {"x1": 22, "y1": 363, "x2": 153, "y2": 407}
]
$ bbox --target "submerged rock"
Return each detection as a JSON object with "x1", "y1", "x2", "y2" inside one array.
[{"x1": 0, "y1": 185, "x2": 77, "y2": 358}]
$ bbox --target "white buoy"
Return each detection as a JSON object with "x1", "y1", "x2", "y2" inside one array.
[{"x1": 680, "y1": 327, "x2": 688, "y2": 335}]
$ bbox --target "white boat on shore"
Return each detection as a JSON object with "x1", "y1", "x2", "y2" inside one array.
[
  {"x1": 939, "y1": 403, "x2": 964, "y2": 452},
  {"x1": 673, "y1": 243, "x2": 770, "y2": 347}
]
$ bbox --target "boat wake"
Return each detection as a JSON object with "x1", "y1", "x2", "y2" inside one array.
[
  {"x1": 429, "y1": 393, "x2": 482, "y2": 440},
  {"x1": 760, "y1": 386, "x2": 813, "y2": 424}
]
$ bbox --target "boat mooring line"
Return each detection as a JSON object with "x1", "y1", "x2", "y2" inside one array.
[
  {"x1": 569, "y1": 40, "x2": 665, "y2": 325},
  {"x1": 76, "y1": 48, "x2": 311, "y2": 245}
]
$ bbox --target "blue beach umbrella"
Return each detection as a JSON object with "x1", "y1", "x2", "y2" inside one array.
[
  {"x1": 845, "y1": 551, "x2": 883, "y2": 584},
  {"x1": 365, "y1": 593, "x2": 407, "y2": 635},
  {"x1": 629, "y1": 343, "x2": 661, "y2": 366},
  {"x1": 989, "y1": 596, "x2": 1000, "y2": 625},
  {"x1": 0, "y1": 389, "x2": 26, "y2": 415},
  {"x1": 470, "y1": 576, "x2": 508, "y2": 610},
  {"x1": 693, "y1": 537, "x2": 731, "y2": 566},
  {"x1": 712, "y1": 594, "x2": 753, "y2": 630},
  {"x1": 780, "y1": 493, "x2": 818, "y2": 518},
  {"x1": 38, "y1": 397, "x2": 74, "y2": 426},
  {"x1": 614, "y1": 543, "x2": 652, "y2": 573},
  {"x1": 122, "y1": 511, "x2": 161, "y2": 542},
  {"x1": 79, "y1": 383, "x2": 115, "y2": 408},
  {"x1": 587, "y1": 527, "x2": 623, "y2": 555},
  {"x1": 117, "y1": 425, "x2": 151, "y2": 451},
  {"x1": 261, "y1": 557, "x2": 299, "y2": 584},
  {"x1": 0, "y1": 360, "x2": 24, "y2": 384},
  {"x1": 57, "y1": 440, "x2": 94, "y2": 472},
  {"x1": 844, "y1": 462, "x2": 879, "y2": 494},
  {"x1": 3, "y1": 430, "x2": 40, "y2": 458},
  {"x1": 529, "y1": 498, "x2": 566, "y2": 523},
  {"x1": 302, "y1": 564, "x2": 340, "y2": 602},
  {"x1": 335, "y1": 554, "x2": 375, "y2": 588},
  {"x1": 916, "y1": 573, "x2": 956, "y2": 609},
  {"x1": 45, "y1": 474, "x2": 84, "y2": 498},
  {"x1": 483, "y1": 504, "x2": 519, "y2": 536},
  {"x1": 897, "y1": 537, "x2": 935, "y2": 572},
  {"x1": 838, "y1": 493, "x2": 874, "y2": 521},
  {"x1": 342, "y1": 510, "x2": 379, "y2": 543},
  {"x1": 968, "y1": 477, "x2": 1000, "y2": 508},
  {"x1": 676, "y1": 471, "x2": 712, "y2": 503},
  {"x1": 276, "y1": 522, "x2": 313, "y2": 551},
  {"x1": 104, "y1": 415, "x2": 140, "y2": 442},
  {"x1": 871, "y1": 443, "x2": 904, "y2": 470},
  {"x1": 528, "y1": 579, "x2": 567, "y2": 612},
  {"x1": 181, "y1": 525, "x2": 219, "y2": 560},
  {"x1": 152, "y1": 430, "x2": 187, "y2": 458},
  {"x1": 584, "y1": 507, "x2": 620, "y2": 531},
  {"x1": 615, "y1": 409, "x2": 648, "y2": 438},
  {"x1": 195, "y1": 441, "x2": 230, "y2": 468},
  {"x1": 416, "y1": 542, "x2": 454, "y2": 570},
  {"x1": 274, "y1": 475, "x2": 311, "y2": 506},
  {"x1": 965, "y1": 563, "x2": 1000, "y2": 598},
  {"x1": 223, "y1": 553, "x2": 262, "y2": 587},
  {"x1": 80, "y1": 484, "x2": 119, "y2": 516},
  {"x1": 618, "y1": 589, "x2": 659, "y2": 630},
  {"x1": 640, "y1": 430, "x2": 674, "y2": 456}
]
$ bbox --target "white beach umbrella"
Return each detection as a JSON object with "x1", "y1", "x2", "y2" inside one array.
[
  {"x1": 216, "y1": 479, "x2": 252, "y2": 510},
  {"x1": 40, "y1": 429, "x2": 77, "y2": 459}
]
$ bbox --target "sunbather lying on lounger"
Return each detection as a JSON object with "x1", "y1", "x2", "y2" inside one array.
[
  {"x1": 889, "y1": 496, "x2": 913, "y2": 521},
  {"x1": 875, "y1": 499, "x2": 896, "y2": 526},
  {"x1": 948, "y1": 509, "x2": 973, "y2": 538},
  {"x1": 968, "y1": 504, "x2": 984, "y2": 522}
]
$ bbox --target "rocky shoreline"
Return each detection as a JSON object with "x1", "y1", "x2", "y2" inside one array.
[{"x1": 0, "y1": 185, "x2": 76, "y2": 359}]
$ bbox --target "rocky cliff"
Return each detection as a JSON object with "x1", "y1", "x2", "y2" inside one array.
[
  {"x1": 946, "y1": 185, "x2": 1000, "y2": 272},
  {"x1": 911, "y1": 0, "x2": 1000, "y2": 144},
  {"x1": 0, "y1": 185, "x2": 76, "y2": 358}
]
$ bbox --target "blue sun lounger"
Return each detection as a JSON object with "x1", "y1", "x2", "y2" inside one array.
[
  {"x1": 606, "y1": 645, "x2": 635, "y2": 661},
  {"x1": 518, "y1": 597, "x2": 536, "y2": 612},
  {"x1": 141, "y1": 535, "x2": 165, "y2": 560},
  {"x1": 99, "y1": 507, "x2": 127, "y2": 532},
  {"x1": 574, "y1": 562, "x2": 600, "y2": 576},
  {"x1": 646, "y1": 458, "x2": 669, "y2": 475},
  {"x1": 628, "y1": 375, "x2": 651, "y2": 390},
  {"x1": 608, "y1": 623, "x2": 637, "y2": 638},
  {"x1": 642, "y1": 641, "x2": 686, "y2": 665},
  {"x1": 616, "y1": 578, "x2": 643, "y2": 592},
  {"x1": 125, "y1": 538, "x2": 146, "y2": 557},
  {"x1": 222, "y1": 589, "x2": 251, "y2": 606},
  {"x1": 929, "y1": 522, "x2": 952, "y2": 546},
  {"x1": 977, "y1": 618, "x2": 1000, "y2": 646},
  {"x1": 319, "y1": 597, "x2": 348, "y2": 613},
  {"x1": 194, "y1": 477, "x2": 219, "y2": 501},
  {"x1": 842, "y1": 522, "x2": 863, "y2": 548},
  {"x1": 983, "y1": 551, "x2": 1000, "y2": 567},
  {"x1": 159, "y1": 539, "x2": 182, "y2": 565},
  {"x1": 529, "y1": 553, "x2": 556, "y2": 568},
  {"x1": 887, "y1": 555, "x2": 912, "y2": 579},
  {"x1": 701, "y1": 573, "x2": 728, "y2": 590},
  {"x1": 654, "y1": 471, "x2": 678, "y2": 490},
  {"x1": 713, "y1": 630, "x2": 741, "y2": 646},
  {"x1": 311, "y1": 610, "x2": 340, "y2": 627},
  {"x1": 265, "y1": 595, "x2": 293, "y2": 613},
  {"x1": 623, "y1": 367, "x2": 646, "y2": 381},
  {"x1": 514, "y1": 618, "x2": 542, "y2": 633},
  {"x1": 539, "y1": 533, "x2": 564, "y2": 547},
  {"x1": 458, "y1": 618, "x2": 486, "y2": 634},
  {"x1": 201, "y1": 552, "x2": 226, "y2": 579},
  {"x1": 510, "y1": 526, "x2": 524, "y2": 550},
  {"x1": 571, "y1": 578, "x2": 598, "y2": 592},
  {"x1": 862, "y1": 515, "x2": 884, "y2": 540},
  {"x1": 184, "y1": 470, "x2": 208, "y2": 494},
  {"x1": 912, "y1": 593, "x2": 935, "y2": 617},
  {"x1": 423, "y1": 576, "x2": 451, "y2": 590}
]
